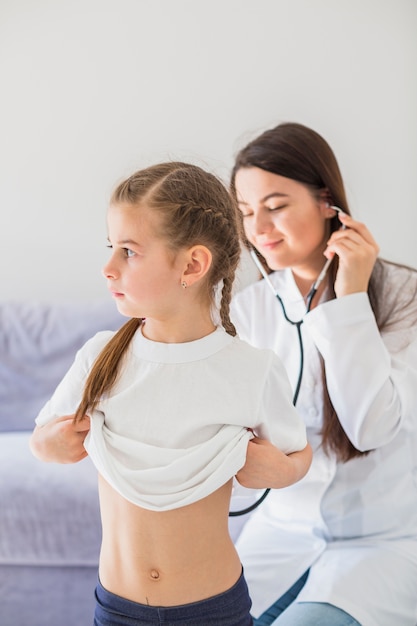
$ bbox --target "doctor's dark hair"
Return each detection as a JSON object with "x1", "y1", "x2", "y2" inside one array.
[
  {"x1": 230, "y1": 122, "x2": 399, "y2": 462},
  {"x1": 74, "y1": 162, "x2": 242, "y2": 423}
]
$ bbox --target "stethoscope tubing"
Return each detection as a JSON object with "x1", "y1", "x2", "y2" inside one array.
[
  {"x1": 228, "y1": 259, "x2": 311, "y2": 516},
  {"x1": 229, "y1": 207, "x2": 345, "y2": 517}
]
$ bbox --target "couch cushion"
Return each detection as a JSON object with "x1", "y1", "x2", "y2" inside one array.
[
  {"x1": 0, "y1": 300, "x2": 124, "y2": 432},
  {"x1": 0, "y1": 431, "x2": 101, "y2": 566}
]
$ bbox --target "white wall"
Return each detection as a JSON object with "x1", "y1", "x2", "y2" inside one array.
[{"x1": 1, "y1": 0, "x2": 416, "y2": 302}]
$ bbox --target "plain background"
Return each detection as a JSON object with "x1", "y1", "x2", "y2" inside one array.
[{"x1": 1, "y1": 0, "x2": 416, "y2": 302}]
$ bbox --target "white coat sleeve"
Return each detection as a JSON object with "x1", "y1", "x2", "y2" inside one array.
[{"x1": 304, "y1": 292, "x2": 417, "y2": 450}]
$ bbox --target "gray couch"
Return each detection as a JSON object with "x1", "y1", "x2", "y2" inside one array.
[{"x1": 0, "y1": 300, "x2": 124, "y2": 626}]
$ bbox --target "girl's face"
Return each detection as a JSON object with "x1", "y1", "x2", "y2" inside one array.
[
  {"x1": 234, "y1": 167, "x2": 331, "y2": 280},
  {"x1": 103, "y1": 203, "x2": 186, "y2": 320}
]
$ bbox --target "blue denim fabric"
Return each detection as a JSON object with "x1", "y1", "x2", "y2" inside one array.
[
  {"x1": 94, "y1": 571, "x2": 253, "y2": 625},
  {"x1": 254, "y1": 570, "x2": 310, "y2": 625},
  {"x1": 268, "y1": 602, "x2": 361, "y2": 625},
  {"x1": 254, "y1": 570, "x2": 360, "y2": 626}
]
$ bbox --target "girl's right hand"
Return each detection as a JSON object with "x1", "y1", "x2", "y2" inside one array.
[{"x1": 29, "y1": 414, "x2": 90, "y2": 464}]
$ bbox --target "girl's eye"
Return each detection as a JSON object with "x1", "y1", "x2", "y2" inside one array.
[{"x1": 106, "y1": 244, "x2": 135, "y2": 258}]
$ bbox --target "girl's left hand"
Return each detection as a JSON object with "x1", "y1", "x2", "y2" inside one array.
[
  {"x1": 235, "y1": 437, "x2": 312, "y2": 489},
  {"x1": 325, "y1": 212, "x2": 379, "y2": 297}
]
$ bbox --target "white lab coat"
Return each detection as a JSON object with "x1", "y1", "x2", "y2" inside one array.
[{"x1": 230, "y1": 261, "x2": 417, "y2": 626}]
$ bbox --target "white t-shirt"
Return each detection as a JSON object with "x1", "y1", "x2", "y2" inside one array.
[{"x1": 36, "y1": 326, "x2": 306, "y2": 511}]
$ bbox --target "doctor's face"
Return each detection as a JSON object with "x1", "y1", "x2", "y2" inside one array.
[{"x1": 234, "y1": 167, "x2": 331, "y2": 278}]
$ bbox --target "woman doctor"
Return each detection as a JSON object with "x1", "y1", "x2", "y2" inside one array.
[{"x1": 230, "y1": 122, "x2": 417, "y2": 626}]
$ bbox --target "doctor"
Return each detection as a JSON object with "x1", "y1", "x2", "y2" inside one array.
[{"x1": 230, "y1": 122, "x2": 417, "y2": 626}]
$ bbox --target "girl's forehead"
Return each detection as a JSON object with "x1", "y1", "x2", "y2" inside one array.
[
  {"x1": 108, "y1": 203, "x2": 151, "y2": 230},
  {"x1": 108, "y1": 202, "x2": 156, "y2": 224}
]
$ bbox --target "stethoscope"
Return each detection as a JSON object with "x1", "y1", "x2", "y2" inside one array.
[{"x1": 229, "y1": 206, "x2": 344, "y2": 517}]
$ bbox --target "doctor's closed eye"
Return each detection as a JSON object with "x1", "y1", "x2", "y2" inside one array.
[
  {"x1": 267, "y1": 204, "x2": 288, "y2": 212},
  {"x1": 239, "y1": 203, "x2": 288, "y2": 218}
]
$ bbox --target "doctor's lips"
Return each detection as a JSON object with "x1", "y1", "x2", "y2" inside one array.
[{"x1": 258, "y1": 239, "x2": 284, "y2": 251}]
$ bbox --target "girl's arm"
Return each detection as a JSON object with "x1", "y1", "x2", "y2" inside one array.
[
  {"x1": 235, "y1": 437, "x2": 312, "y2": 489},
  {"x1": 30, "y1": 414, "x2": 90, "y2": 463},
  {"x1": 30, "y1": 332, "x2": 113, "y2": 463}
]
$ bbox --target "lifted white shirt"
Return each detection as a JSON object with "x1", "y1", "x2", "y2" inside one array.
[{"x1": 36, "y1": 326, "x2": 306, "y2": 511}]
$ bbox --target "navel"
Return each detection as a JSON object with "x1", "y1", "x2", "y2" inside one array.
[{"x1": 149, "y1": 569, "x2": 160, "y2": 581}]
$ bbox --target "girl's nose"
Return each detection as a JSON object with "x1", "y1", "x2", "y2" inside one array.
[{"x1": 102, "y1": 259, "x2": 118, "y2": 280}]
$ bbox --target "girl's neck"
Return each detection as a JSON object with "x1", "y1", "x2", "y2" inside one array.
[{"x1": 141, "y1": 316, "x2": 217, "y2": 344}]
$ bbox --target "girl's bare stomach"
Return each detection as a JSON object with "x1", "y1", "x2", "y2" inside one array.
[{"x1": 97, "y1": 475, "x2": 242, "y2": 607}]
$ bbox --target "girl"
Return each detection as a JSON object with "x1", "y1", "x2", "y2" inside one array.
[
  {"x1": 229, "y1": 122, "x2": 417, "y2": 626},
  {"x1": 30, "y1": 161, "x2": 311, "y2": 626}
]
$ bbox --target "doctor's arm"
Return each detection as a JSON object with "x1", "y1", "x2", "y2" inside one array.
[{"x1": 306, "y1": 213, "x2": 417, "y2": 450}]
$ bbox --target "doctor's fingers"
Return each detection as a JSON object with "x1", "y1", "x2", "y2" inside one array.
[
  {"x1": 331, "y1": 239, "x2": 378, "y2": 295},
  {"x1": 327, "y1": 239, "x2": 378, "y2": 285},
  {"x1": 336, "y1": 213, "x2": 380, "y2": 250},
  {"x1": 326, "y1": 232, "x2": 379, "y2": 266},
  {"x1": 327, "y1": 223, "x2": 379, "y2": 259}
]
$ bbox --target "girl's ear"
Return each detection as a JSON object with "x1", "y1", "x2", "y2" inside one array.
[{"x1": 181, "y1": 245, "x2": 212, "y2": 287}]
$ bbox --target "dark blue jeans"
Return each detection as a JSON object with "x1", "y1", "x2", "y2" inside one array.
[{"x1": 94, "y1": 571, "x2": 253, "y2": 625}]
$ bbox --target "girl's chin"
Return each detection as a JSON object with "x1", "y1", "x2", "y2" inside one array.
[{"x1": 115, "y1": 302, "x2": 141, "y2": 318}]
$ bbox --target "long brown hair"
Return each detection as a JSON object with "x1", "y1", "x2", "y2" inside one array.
[
  {"x1": 74, "y1": 162, "x2": 243, "y2": 423},
  {"x1": 230, "y1": 122, "x2": 415, "y2": 462}
]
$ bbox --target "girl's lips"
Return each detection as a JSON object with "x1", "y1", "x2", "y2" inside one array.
[{"x1": 110, "y1": 291, "x2": 124, "y2": 298}]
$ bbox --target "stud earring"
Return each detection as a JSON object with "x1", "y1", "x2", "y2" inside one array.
[{"x1": 181, "y1": 281, "x2": 187, "y2": 289}]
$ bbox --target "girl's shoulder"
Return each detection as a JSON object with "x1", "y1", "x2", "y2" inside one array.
[{"x1": 76, "y1": 330, "x2": 118, "y2": 366}]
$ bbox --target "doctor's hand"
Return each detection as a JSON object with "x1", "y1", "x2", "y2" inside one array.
[
  {"x1": 29, "y1": 414, "x2": 90, "y2": 464},
  {"x1": 235, "y1": 437, "x2": 312, "y2": 490},
  {"x1": 325, "y1": 212, "x2": 379, "y2": 298}
]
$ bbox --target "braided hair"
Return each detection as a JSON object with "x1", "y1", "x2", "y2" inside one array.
[{"x1": 75, "y1": 162, "x2": 243, "y2": 422}]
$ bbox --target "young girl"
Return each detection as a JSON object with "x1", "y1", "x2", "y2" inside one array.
[
  {"x1": 229, "y1": 123, "x2": 417, "y2": 626},
  {"x1": 30, "y1": 162, "x2": 312, "y2": 626}
]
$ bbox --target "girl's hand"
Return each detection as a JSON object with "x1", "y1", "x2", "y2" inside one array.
[
  {"x1": 325, "y1": 212, "x2": 379, "y2": 298},
  {"x1": 29, "y1": 414, "x2": 90, "y2": 464},
  {"x1": 235, "y1": 437, "x2": 312, "y2": 489}
]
